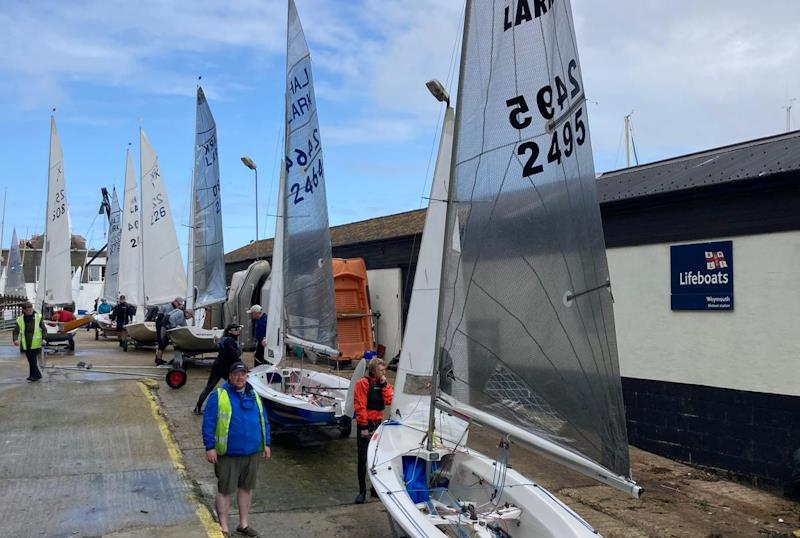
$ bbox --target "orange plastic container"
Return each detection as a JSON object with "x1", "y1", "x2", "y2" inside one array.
[{"x1": 332, "y1": 258, "x2": 374, "y2": 360}]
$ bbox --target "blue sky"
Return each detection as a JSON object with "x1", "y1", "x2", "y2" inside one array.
[{"x1": 1, "y1": 0, "x2": 798, "y2": 256}]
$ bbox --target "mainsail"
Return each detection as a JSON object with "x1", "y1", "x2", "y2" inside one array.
[
  {"x1": 280, "y1": 0, "x2": 337, "y2": 353},
  {"x1": 5, "y1": 228, "x2": 27, "y2": 297},
  {"x1": 393, "y1": 107, "x2": 454, "y2": 413},
  {"x1": 436, "y1": 1, "x2": 631, "y2": 481},
  {"x1": 139, "y1": 129, "x2": 187, "y2": 306},
  {"x1": 40, "y1": 116, "x2": 73, "y2": 306},
  {"x1": 192, "y1": 87, "x2": 226, "y2": 309},
  {"x1": 103, "y1": 188, "x2": 122, "y2": 303},
  {"x1": 118, "y1": 149, "x2": 144, "y2": 312}
]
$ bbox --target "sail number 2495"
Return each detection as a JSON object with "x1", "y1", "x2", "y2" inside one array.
[{"x1": 505, "y1": 59, "x2": 586, "y2": 177}]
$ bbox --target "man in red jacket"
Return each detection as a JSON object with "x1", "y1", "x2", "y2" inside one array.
[{"x1": 352, "y1": 358, "x2": 393, "y2": 504}]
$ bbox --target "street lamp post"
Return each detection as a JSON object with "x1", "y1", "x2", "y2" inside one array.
[{"x1": 241, "y1": 156, "x2": 258, "y2": 242}]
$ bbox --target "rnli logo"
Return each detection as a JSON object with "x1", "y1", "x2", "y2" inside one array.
[{"x1": 705, "y1": 251, "x2": 728, "y2": 270}]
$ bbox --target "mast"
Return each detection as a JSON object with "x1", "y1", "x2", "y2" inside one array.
[
  {"x1": 186, "y1": 169, "x2": 196, "y2": 319},
  {"x1": 138, "y1": 128, "x2": 147, "y2": 310},
  {"x1": 426, "y1": 0, "x2": 472, "y2": 453}
]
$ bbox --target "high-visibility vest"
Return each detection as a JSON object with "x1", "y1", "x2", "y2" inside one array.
[
  {"x1": 16, "y1": 313, "x2": 43, "y2": 350},
  {"x1": 214, "y1": 387, "x2": 267, "y2": 456}
]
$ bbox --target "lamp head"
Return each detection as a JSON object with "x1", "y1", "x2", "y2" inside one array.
[
  {"x1": 241, "y1": 156, "x2": 257, "y2": 170},
  {"x1": 426, "y1": 79, "x2": 449, "y2": 105}
]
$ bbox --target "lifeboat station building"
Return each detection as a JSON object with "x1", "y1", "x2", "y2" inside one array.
[{"x1": 225, "y1": 130, "x2": 800, "y2": 490}]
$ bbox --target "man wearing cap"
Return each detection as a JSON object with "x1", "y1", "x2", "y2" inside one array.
[
  {"x1": 247, "y1": 305, "x2": 268, "y2": 366},
  {"x1": 194, "y1": 323, "x2": 243, "y2": 414},
  {"x1": 12, "y1": 302, "x2": 47, "y2": 382},
  {"x1": 202, "y1": 361, "x2": 271, "y2": 538},
  {"x1": 155, "y1": 297, "x2": 187, "y2": 366}
]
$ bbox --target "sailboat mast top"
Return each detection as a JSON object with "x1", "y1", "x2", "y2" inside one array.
[{"x1": 427, "y1": 0, "x2": 473, "y2": 453}]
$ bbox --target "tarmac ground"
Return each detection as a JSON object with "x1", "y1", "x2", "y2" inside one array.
[{"x1": 0, "y1": 329, "x2": 797, "y2": 537}]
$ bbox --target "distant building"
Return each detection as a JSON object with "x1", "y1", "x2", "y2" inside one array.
[{"x1": 225, "y1": 130, "x2": 800, "y2": 489}]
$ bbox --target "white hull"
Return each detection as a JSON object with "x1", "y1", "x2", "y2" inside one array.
[
  {"x1": 167, "y1": 326, "x2": 223, "y2": 352},
  {"x1": 43, "y1": 321, "x2": 78, "y2": 340},
  {"x1": 124, "y1": 321, "x2": 157, "y2": 344},
  {"x1": 248, "y1": 364, "x2": 350, "y2": 429},
  {"x1": 93, "y1": 313, "x2": 112, "y2": 328},
  {"x1": 369, "y1": 414, "x2": 599, "y2": 538}
]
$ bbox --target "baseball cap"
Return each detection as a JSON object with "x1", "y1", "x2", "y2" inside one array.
[
  {"x1": 225, "y1": 323, "x2": 243, "y2": 331},
  {"x1": 229, "y1": 361, "x2": 249, "y2": 374},
  {"x1": 246, "y1": 304, "x2": 263, "y2": 313}
]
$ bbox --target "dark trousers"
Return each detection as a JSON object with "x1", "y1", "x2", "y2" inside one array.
[
  {"x1": 196, "y1": 369, "x2": 227, "y2": 410},
  {"x1": 357, "y1": 422, "x2": 379, "y2": 494},
  {"x1": 25, "y1": 349, "x2": 42, "y2": 379},
  {"x1": 254, "y1": 344, "x2": 265, "y2": 366}
]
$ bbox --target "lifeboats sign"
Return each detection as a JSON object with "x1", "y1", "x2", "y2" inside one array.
[{"x1": 670, "y1": 241, "x2": 734, "y2": 311}]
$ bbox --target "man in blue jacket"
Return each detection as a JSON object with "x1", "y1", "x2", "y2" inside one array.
[
  {"x1": 203, "y1": 362, "x2": 271, "y2": 537},
  {"x1": 247, "y1": 305, "x2": 268, "y2": 366}
]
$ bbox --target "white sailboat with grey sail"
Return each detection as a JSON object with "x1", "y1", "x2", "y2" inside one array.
[
  {"x1": 4, "y1": 228, "x2": 27, "y2": 298},
  {"x1": 168, "y1": 86, "x2": 226, "y2": 353},
  {"x1": 93, "y1": 187, "x2": 122, "y2": 331},
  {"x1": 369, "y1": 2, "x2": 642, "y2": 536},
  {"x1": 125, "y1": 130, "x2": 187, "y2": 345},
  {"x1": 248, "y1": 0, "x2": 352, "y2": 436}
]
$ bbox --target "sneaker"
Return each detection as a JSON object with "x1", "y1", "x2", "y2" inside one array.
[
  {"x1": 354, "y1": 492, "x2": 365, "y2": 504},
  {"x1": 155, "y1": 358, "x2": 167, "y2": 366},
  {"x1": 26, "y1": 376, "x2": 34, "y2": 381},
  {"x1": 192, "y1": 406, "x2": 202, "y2": 416},
  {"x1": 235, "y1": 526, "x2": 259, "y2": 537}
]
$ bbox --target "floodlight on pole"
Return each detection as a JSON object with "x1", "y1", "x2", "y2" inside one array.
[
  {"x1": 241, "y1": 156, "x2": 259, "y2": 242},
  {"x1": 426, "y1": 79, "x2": 450, "y2": 106}
]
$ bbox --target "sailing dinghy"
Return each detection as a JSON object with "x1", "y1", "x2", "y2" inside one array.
[
  {"x1": 168, "y1": 87, "x2": 226, "y2": 353},
  {"x1": 5, "y1": 228, "x2": 27, "y2": 298},
  {"x1": 248, "y1": 0, "x2": 352, "y2": 437},
  {"x1": 38, "y1": 117, "x2": 81, "y2": 349},
  {"x1": 369, "y1": 3, "x2": 642, "y2": 536},
  {"x1": 93, "y1": 187, "x2": 122, "y2": 335},
  {"x1": 125, "y1": 129, "x2": 187, "y2": 346}
]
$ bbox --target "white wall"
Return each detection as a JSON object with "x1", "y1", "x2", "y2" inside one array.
[
  {"x1": 608, "y1": 230, "x2": 800, "y2": 397},
  {"x1": 366, "y1": 268, "x2": 403, "y2": 361}
]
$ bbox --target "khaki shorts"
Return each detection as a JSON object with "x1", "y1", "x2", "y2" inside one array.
[{"x1": 215, "y1": 453, "x2": 261, "y2": 494}]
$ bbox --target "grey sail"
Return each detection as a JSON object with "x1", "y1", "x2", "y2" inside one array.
[
  {"x1": 103, "y1": 188, "x2": 122, "y2": 303},
  {"x1": 281, "y1": 0, "x2": 337, "y2": 350},
  {"x1": 6, "y1": 228, "x2": 26, "y2": 297},
  {"x1": 437, "y1": 0, "x2": 631, "y2": 479},
  {"x1": 193, "y1": 86, "x2": 226, "y2": 308}
]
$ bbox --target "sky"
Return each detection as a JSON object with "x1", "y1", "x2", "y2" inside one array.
[{"x1": 0, "y1": 0, "x2": 798, "y2": 257}]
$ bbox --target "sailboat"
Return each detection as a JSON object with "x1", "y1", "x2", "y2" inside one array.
[
  {"x1": 125, "y1": 130, "x2": 187, "y2": 345},
  {"x1": 4, "y1": 228, "x2": 27, "y2": 298},
  {"x1": 248, "y1": 0, "x2": 352, "y2": 436},
  {"x1": 38, "y1": 117, "x2": 79, "y2": 348},
  {"x1": 93, "y1": 187, "x2": 122, "y2": 332},
  {"x1": 168, "y1": 87, "x2": 226, "y2": 353},
  {"x1": 369, "y1": 2, "x2": 642, "y2": 536}
]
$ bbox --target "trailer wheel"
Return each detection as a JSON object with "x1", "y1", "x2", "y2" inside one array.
[
  {"x1": 166, "y1": 368, "x2": 187, "y2": 389},
  {"x1": 67, "y1": 338, "x2": 75, "y2": 351}
]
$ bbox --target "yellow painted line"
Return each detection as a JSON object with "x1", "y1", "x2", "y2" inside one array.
[{"x1": 137, "y1": 380, "x2": 223, "y2": 538}]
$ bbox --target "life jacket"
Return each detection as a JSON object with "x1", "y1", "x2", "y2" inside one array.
[
  {"x1": 16, "y1": 313, "x2": 43, "y2": 350},
  {"x1": 214, "y1": 386, "x2": 267, "y2": 456},
  {"x1": 366, "y1": 377, "x2": 386, "y2": 412}
]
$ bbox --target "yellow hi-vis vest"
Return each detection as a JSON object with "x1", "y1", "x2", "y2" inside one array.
[
  {"x1": 214, "y1": 387, "x2": 267, "y2": 456},
  {"x1": 16, "y1": 313, "x2": 43, "y2": 350}
]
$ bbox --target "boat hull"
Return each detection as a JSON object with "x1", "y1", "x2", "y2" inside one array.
[
  {"x1": 249, "y1": 364, "x2": 351, "y2": 431},
  {"x1": 369, "y1": 412, "x2": 599, "y2": 538},
  {"x1": 167, "y1": 326, "x2": 223, "y2": 353},
  {"x1": 124, "y1": 321, "x2": 157, "y2": 345}
]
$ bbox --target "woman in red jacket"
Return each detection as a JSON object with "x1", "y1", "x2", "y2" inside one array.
[{"x1": 352, "y1": 358, "x2": 393, "y2": 504}]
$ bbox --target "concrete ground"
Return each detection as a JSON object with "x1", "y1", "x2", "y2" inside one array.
[{"x1": 1, "y1": 329, "x2": 798, "y2": 537}]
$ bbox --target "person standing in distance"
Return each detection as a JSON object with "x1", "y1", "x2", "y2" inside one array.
[
  {"x1": 155, "y1": 297, "x2": 185, "y2": 365},
  {"x1": 202, "y1": 362, "x2": 271, "y2": 538},
  {"x1": 110, "y1": 295, "x2": 132, "y2": 347},
  {"x1": 193, "y1": 323, "x2": 243, "y2": 415},
  {"x1": 247, "y1": 305, "x2": 268, "y2": 366},
  {"x1": 352, "y1": 358, "x2": 393, "y2": 504},
  {"x1": 12, "y1": 302, "x2": 46, "y2": 382}
]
